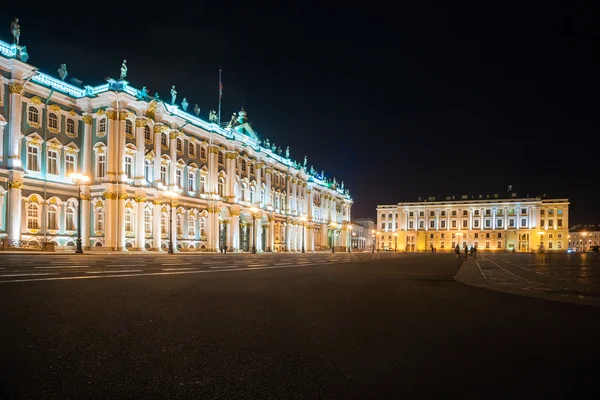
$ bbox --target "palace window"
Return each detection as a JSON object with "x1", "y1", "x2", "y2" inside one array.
[
  {"x1": 176, "y1": 138, "x2": 183, "y2": 153},
  {"x1": 557, "y1": 219, "x2": 563, "y2": 227},
  {"x1": 241, "y1": 159, "x2": 247, "y2": 172},
  {"x1": 160, "y1": 165, "x2": 167, "y2": 185},
  {"x1": 548, "y1": 220, "x2": 554, "y2": 229},
  {"x1": 242, "y1": 183, "x2": 249, "y2": 201},
  {"x1": 161, "y1": 213, "x2": 168, "y2": 234},
  {"x1": 485, "y1": 209, "x2": 491, "y2": 216},
  {"x1": 485, "y1": 220, "x2": 491, "y2": 228},
  {"x1": 27, "y1": 203, "x2": 41, "y2": 230},
  {"x1": 66, "y1": 207, "x2": 75, "y2": 231},
  {"x1": 98, "y1": 118, "x2": 106, "y2": 135},
  {"x1": 161, "y1": 133, "x2": 168, "y2": 147},
  {"x1": 260, "y1": 188, "x2": 265, "y2": 206},
  {"x1": 498, "y1": 241, "x2": 502, "y2": 248},
  {"x1": 28, "y1": 106, "x2": 39, "y2": 125},
  {"x1": 419, "y1": 211, "x2": 424, "y2": 217},
  {"x1": 176, "y1": 169, "x2": 183, "y2": 188},
  {"x1": 218, "y1": 152, "x2": 224, "y2": 164},
  {"x1": 177, "y1": 215, "x2": 183, "y2": 235},
  {"x1": 419, "y1": 221, "x2": 424, "y2": 229},
  {"x1": 498, "y1": 232, "x2": 502, "y2": 238},
  {"x1": 47, "y1": 149, "x2": 59, "y2": 176},
  {"x1": 200, "y1": 218, "x2": 206, "y2": 237},
  {"x1": 144, "y1": 210, "x2": 152, "y2": 234},
  {"x1": 27, "y1": 144, "x2": 40, "y2": 172},
  {"x1": 49, "y1": 113, "x2": 59, "y2": 131},
  {"x1": 66, "y1": 119, "x2": 76, "y2": 136},
  {"x1": 200, "y1": 146, "x2": 206, "y2": 159},
  {"x1": 430, "y1": 211, "x2": 435, "y2": 217},
  {"x1": 474, "y1": 210, "x2": 480, "y2": 216},
  {"x1": 124, "y1": 208, "x2": 133, "y2": 232},
  {"x1": 124, "y1": 155, "x2": 133, "y2": 179},
  {"x1": 144, "y1": 126, "x2": 152, "y2": 142},
  {"x1": 199, "y1": 175, "x2": 206, "y2": 193},
  {"x1": 462, "y1": 220, "x2": 468, "y2": 228},
  {"x1": 409, "y1": 212, "x2": 414, "y2": 217},
  {"x1": 497, "y1": 219, "x2": 503, "y2": 228},
  {"x1": 218, "y1": 177, "x2": 225, "y2": 197},
  {"x1": 188, "y1": 217, "x2": 195, "y2": 237},
  {"x1": 430, "y1": 221, "x2": 435, "y2": 228},
  {"x1": 409, "y1": 221, "x2": 414, "y2": 229},
  {"x1": 65, "y1": 153, "x2": 76, "y2": 176},
  {"x1": 463, "y1": 210, "x2": 468, "y2": 216},
  {"x1": 125, "y1": 120, "x2": 133, "y2": 135},
  {"x1": 557, "y1": 209, "x2": 563, "y2": 215},
  {"x1": 452, "y1": 220, "x2": 457, "y2": 228},
  {"x1": 509, "y1": 219, "x2": 515, "y2": 227},
  {"x1": 144, "y1": 159, "x2": 153, "y2": 183},
  {"x1": 473, "y1": 220, "x2": 479, "y2": 228},
  {"x1": 441, "y1": 220, "x2": 446, "y2": 228},
  {"x1": 97, "y1": 153, "x2": 106, "y2": 178},
  {"x1": 521, "y1": 218, "x2": 527, "y2": 227},
  {"x1": 441, "y1": 211, "x2": 446, "y2": 217},
  {"x1": 521, "y1": 208, "x2": 527, "y2": 215},
  {"x1": 451, "y1": 210, "x2": 457, "y2": 216},
  {"x1": 188, "y1": 171, "x2": 195, "y2": 191},
  {"x1": 249, "y1": 186, "x2": 255, "y2": 204},
  {"x1": 47, "y1": 205, "x2": 58, "y2": 230},
  {"x1": 95, "y1": 208, "x2": 105, "y2": 231},
  {"x1": 250, "y1": 163, "x2": 254, "y2": 174},
  {"x1": 188, "y1": 142, "x2": 195, "y2": 157}
]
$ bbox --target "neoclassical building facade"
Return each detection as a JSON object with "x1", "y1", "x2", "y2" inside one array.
[
  {"x1": 376, "y1": 194, "x2": 569, "y2": 252},
  {"x1": 0, "y1": 38, "x2": 353, "y2": 252}
]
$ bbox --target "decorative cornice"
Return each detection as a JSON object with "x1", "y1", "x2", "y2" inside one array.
[
  {"x1": 152, "y1": 199, "x2": 163, "y2": 205},
  {"x1": 135, "y1": 118, "x2": 148, "y2": 127},
  {"x1": 255, "y1": 162, "x2": 265, "y2": 169},
  {"x1": 30, "y1": 96, "x2": 42, "y2": 105},
  {"x1": 96, "y1": 109, "x2": 106, "y2": 116},
  {"x1": 118, "y1": 193, "x2": 129, "y2": 200},
  {"x1": 80, "y1": 194, "x2": 91, "y2": 201},
  {"x1": 8, "y1": 181, "x2": 24, "y2": 190},
  {"x1": 103, "y1": 192, "x2": 117, "y2": 200},
  {"x1": 119, "y1": 111, "x2": 133, "y2": 121},
  {"x1": 82, "y1": 115, "x2": 93, "y2": 125},
  {"x1": 49, "y1": 104, "x2": 61, "y2": 113},
  {"x1": 8, "y1": 83, "x2": 24, "y2": 94},
  {"x1": 226, "y1": 151, "x2": 239, "y2": 159},
  {"x1": 170, "y1": 130, "x2": 183, "y2": 140},
  {"x1": 68, "y1": 109, "x2": 78, "y2": 117},
  {"x1": 209, "y1": 146, "x2": 220, "y2": 154},
  {"x1": 105, "y1": 110, "x2": 117, "y2": 120},
  {"x1": 264, "y1": 167, "x2": 274, "y2": 173}
]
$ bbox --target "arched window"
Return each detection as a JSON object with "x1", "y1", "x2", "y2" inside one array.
[
  {"x1": 160, "y1": 165, "x2": 167, "y2": 185},
  {"x1": 144, "y1": 125, "x2": 152, "y2": 142},
  {"x1": 144, "y1": 209, "x2": 152, "y2": 234},
  {"x1": 218, "y1": 151, "x2": 224, "y2": 164},
  {"x1": 124, "y1": 208, "x2": 133, "y2": 232},
  {"x1": 96, "y1": 152, "x2": 106, "y2": 178},
  {"x1": 28, "y1": 106, "x2": 39, "y2": 124},
  {"x1": 27, "y1": 203, "x2": 40, "y2": 230},
  {"x1": 48, "y1": 113, "x2": 58, "y2": 130},
  {"x1": 161, "y1": 133, "x2": 168, "y2": 147},
  {"x1": 161, "y1": 213, "x2": 168, "y2": 234},
  {"x1": 241, "y1": 159, "x2": 247, "y2": 172},
  {"x1": 47, "y1": 205, "x2": 58, "y2": 230},
  {"x1": 176, "y1": 138, "x2": 183, "y2": 152},
  {"x1": 125, "y1": 120, "x2": 133, "y2": 135},
  {"x1": 99, "y1": 118, "x2": 106, "y2": 133},
  {"x1": 200, "y1": 218, "x2": 206, "y2": 237},
  {"x1": 125, "y1": 155, "x2": 134, "y2": 179},
  {"x1": 218, "y1": 177, "x2": 225, "y2": 198},
  {"x1": 66, "y1": 207, "x2": 76, "y2": 231},
  {"x1": 249, "y1": 186, "x2": 255, "y2": 204},
  {"x1": 249, "y1": 163, "x2": 254, "y2": 174},
  {"x1": 188, "y1": 216, "x2": 195, "y2": 237},
  {"x1": 177, "y1": 214, "x2": 183, "y2": 235},
  {"x1": 144, "y1": 159, "x2": 153, "y2": 183},
  {"x1": 95, "y1": 208, "x2": 105, "y2": 231},
  {"x1": 200, "y1": 146, "x2": 206, "y2": 159},
  {"x1": 66, "y1": 119, "x2": 75, "y2": 135},
  {"x1": 188, "y1": 142, "x2": 195, "y2": 157},
  {"x1": 275, "y1": 194, "x2": 280, "y2": 210}
]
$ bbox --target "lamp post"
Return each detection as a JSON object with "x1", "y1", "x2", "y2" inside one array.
[
  {"x1": 164, "y1": 190, "x2": 179, "y2": 254},
  {"x1": 330, "y1": 222, "x2": 337, "y2": 253},
  {"x1": 300, "y1": 216, "x2": 307, "y2": 253},
  {"x1": 394, "y1": 233, "x2": 398, "y2": 252},
  {"x1": 371, "y1": 229, "x2": 375, "y2": 253},
  {"x1": 347, "y1": 225, "x2": 352, "y2": 253},
  {"x1": 69, "y1": 173, "x2": 89, "y2": 254},
  {"x1": 250, "y1": 206, "x2": 258, "y2": 253}
]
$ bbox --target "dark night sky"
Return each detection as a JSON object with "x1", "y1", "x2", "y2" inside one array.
[{"x1": 2, "y1": 1, "x2": 597, "y2": 222}]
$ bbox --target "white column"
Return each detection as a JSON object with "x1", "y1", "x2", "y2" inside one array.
[
  {"x1": 268, "y1": 217, "x2": 275, "y2": 251},
  {"x1": 0, "y1": 117, "x2": 6, "y2": 162},
  {"x1": 231, "y1": 213, "x2": 240, "y2": 250},
  {"x1": 265, "y1": 168, "x2": 273, "y2": 207},
  {"x1": 224, "y1": 220, "x2": 232, "y2": 248},
  {"x1": 285, "y1": 221, "x2": 292, "y2": 251},
  {"x1": 135, "y1": 196, "x2": 145, "y2": 250},
  {"x1": 208, "y1": 146, "x2": 218, "y2": 195},
  {"x1": 255, "y1": 217, "x2": 262, "y2": 251},
  {"x1": 81, "y1": 189, "x2": 91, "y2": 249},
  {"x1": 169, "y1": 132, "x2": 177, "y2": 189},
  {"x1": 153, "y1": 125, "x2": 163, "y2": 186},
  {"x1": 171, "y1": 205, "x2": 178, "y2": 251},
  {"x1": 285, "y1": 176, "x2": 292, "y2": 213},
  {"x1": 255, "y1": 162, "x2": 263, "y2": 206},
  {"x1": 135, "y1": 119, "x2": 146, "y2": 186},
  {"x1": 152, "y1": 199, "x2": 162, "y2": 250},
  {"x1": 118, "y1": 193, "x2": 126, "y2": 250},
  {"x1": 7, "y1": 178, "x2": 23, "y2": 242},
  {"x1": 82, "y1": 115, "x2": 93, "y2": 177},
  {"x1": 7, "y1": 83, "x2": 23, "y2": 169},
  {"x1": 226, "y1": 152, "x2": 237, "y2": 202}
]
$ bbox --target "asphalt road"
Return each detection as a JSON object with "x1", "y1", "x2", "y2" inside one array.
[{"x1": 1, "y1": 253, "x2": 599, "y2": 399}]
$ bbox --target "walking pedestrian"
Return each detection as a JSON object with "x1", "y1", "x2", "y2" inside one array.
[
  {"x1": 464, "y1": 244, "x2": 468, "y2": 259},
  {"x1": 455, "y1": 244, "x2": 460, "y2": 259},
  {"x1": 473, "y1": 246, "x2": 477, "y2": 258},
  {"x1": 224, "y1": 245, "x2": 228, "y2": 254}
]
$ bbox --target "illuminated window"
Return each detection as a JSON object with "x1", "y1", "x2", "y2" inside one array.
[
  {"x1": 188, "y1": 142, "x2": 195, "y2": 157},
  {"x1": 161, "y1": 213, "x2": 168, "y2": 234},
  {"x1": 144, "y1": 126, "x2": 152, "y2": 142},
  {"x1": 28, "y1": 106, "x2": 39, "y2": 125},
  {"x1": 27, "y1": 144, "x2": 40, "y2": 172},
  {"x1": 218, "y1": 152, "x2": 224, "y2": 164},
  {"x1": 47, "y1": 150, "x2": 59, "y2": 175},
  {"x1": 124, "y1": 208, "x2": 133, "y2": 232},
  {"x1": 97, "y1": 153, "x2": 106, "y2": 178},
  {"x1": 65, "y1": 153, "x2": 76, "y2": 176},
  {"x1": 188, "y1": 216, "x2": 195, "y2": 237},
  {"x1": 66, "y1": 207, "x2": 75, "y2": 231},
  {"x1": 125, "y1": 120, "x2": 133, "y2": 135},
  {"x1": 98, "y1": 118, "x2": 106, "y2": 134},
  {"x1": 199, "y1": 175, "x2": 206, "y2": 193},
  {"x1": 144, "y1": 210, "x2": 152, "y2": 233},
  {"x1": 49, "y1": 113, "x2": 58, "y2": 130},
  {"x1": 27, "y1": 203, "x2": 40, "y2": 230},
  {"x1": 66, "y1": 119, "x2": 75, "y2": 136},
  {"x1": 95, "y1": 208, "x2": 105, "y2": 231},
  {"x1": 200, "y1": 147, "x2": 206, "y2": 159}
]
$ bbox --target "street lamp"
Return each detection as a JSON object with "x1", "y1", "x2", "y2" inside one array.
[
  {"x1": 69, "y1": 173, "x2": 89, "y2": 254},
  {"x1": 250, "y1": 206, "x2": 258, "y2": 254},
  {"x1": 164, "y1": 190, "x2": 179, "y2": 254},
  {"x1": 347, "y1": 225, "x2": 352, "y2": 253},
  {"x1": 330, "y1": 222, "x2": 337, "y2": 253},
  {"x1": 371, "y1": 229, "x2": 375, "y2": 253},
  {"x1": 300, "y1": 216, "x2": 307, "y2": 253},
  {"x1": 394, "y1": 233, "x2": 398, "y2": 252}
]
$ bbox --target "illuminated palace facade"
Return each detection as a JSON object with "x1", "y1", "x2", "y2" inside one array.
[
  {"x1": 0, "y1": 39, "x2": 352, "y2": 252},
  {"x1": 376, "y1": 195, "x2": 569, "y2": 252}
]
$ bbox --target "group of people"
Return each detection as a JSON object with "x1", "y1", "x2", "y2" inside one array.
[{"x1": 455, "y1": 244, "x2": 477, "y2": 259}]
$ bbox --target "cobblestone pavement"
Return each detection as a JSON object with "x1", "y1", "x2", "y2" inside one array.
[{"x1": 475, "y1": 252, "x2": 600, "y2": 302}]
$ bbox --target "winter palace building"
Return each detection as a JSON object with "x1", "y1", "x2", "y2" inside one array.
[
  {"x1": 376, "y1": 194, "x2": 569, "y2": 252},
  {"x1": 0, "y1": 37, "x2": 352, "y2": 252}
]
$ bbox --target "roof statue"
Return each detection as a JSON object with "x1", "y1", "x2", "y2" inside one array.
[
  {"x1": 209, "y1": 110, "x2": 218, "y2": 123},
  {"x1": 226, "y1": 112, "x2": 237, "y2": 128},
  {"x1": 277, "y1": 146, "x2": 282, "y2": 155},
  {"x1": 321, "y1": 170, "x2": 324, "y2": 179},
  {"x1": 11, "y1": 18, "x2": 20, "y2": 45},
  {"x1": 154, "y1": 92, "x2": 160, "y2": 102},
  {"x1": 194, "y1": 104, "x2": 200, "y2": 117},
  {"x1": 138, "y1": 86, "x2": 148, "y2": 100},
  {"x1": 19, "y1": 46, "x2": 28, "y2": 62},
  {"x1": 340, "y1": 181, "x2": 344, "y2": 190},
  {"x1": 119, "y1": 60, "x2": 127, "y2": 80},
  {"x1": 170, "y1": 85, "x2": 177, "y2": 105},
  {"x1": 265, "y1": 138, "x2": 270, "y2": 148},
  {"x1": 303, "y1": 156, "x2": 307, "y2": 168},
  {"x1": 285, "y1": 146, "x2": 290, "y2": 158},
  {"x1": 271, "y1": 143, "x2": 276, "y2": 152},
  {"x1": 181, "y1": 97, "x2": 188, "y2": 112},
  {"x1": 237, "y1": 107, "x2": 248, "y2": 124},
  {"x1": 58, "y1": 64, "x2": 68, "y2": 81},
  {"x1": 333, "y1": 177, "x2": 337, "y2": 186},
  {"x1": 310, "y1": 166, "x2": 315, "y2": 175}
]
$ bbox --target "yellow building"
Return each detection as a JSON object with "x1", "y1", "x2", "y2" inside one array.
[{"x1": 376, "y1": 194, "x2": 569, "y2": 252}]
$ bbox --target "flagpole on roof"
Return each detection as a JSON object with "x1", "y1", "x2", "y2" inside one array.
[{"x1": 218, "y1": 68, "x2": 222, "y2": 126}]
